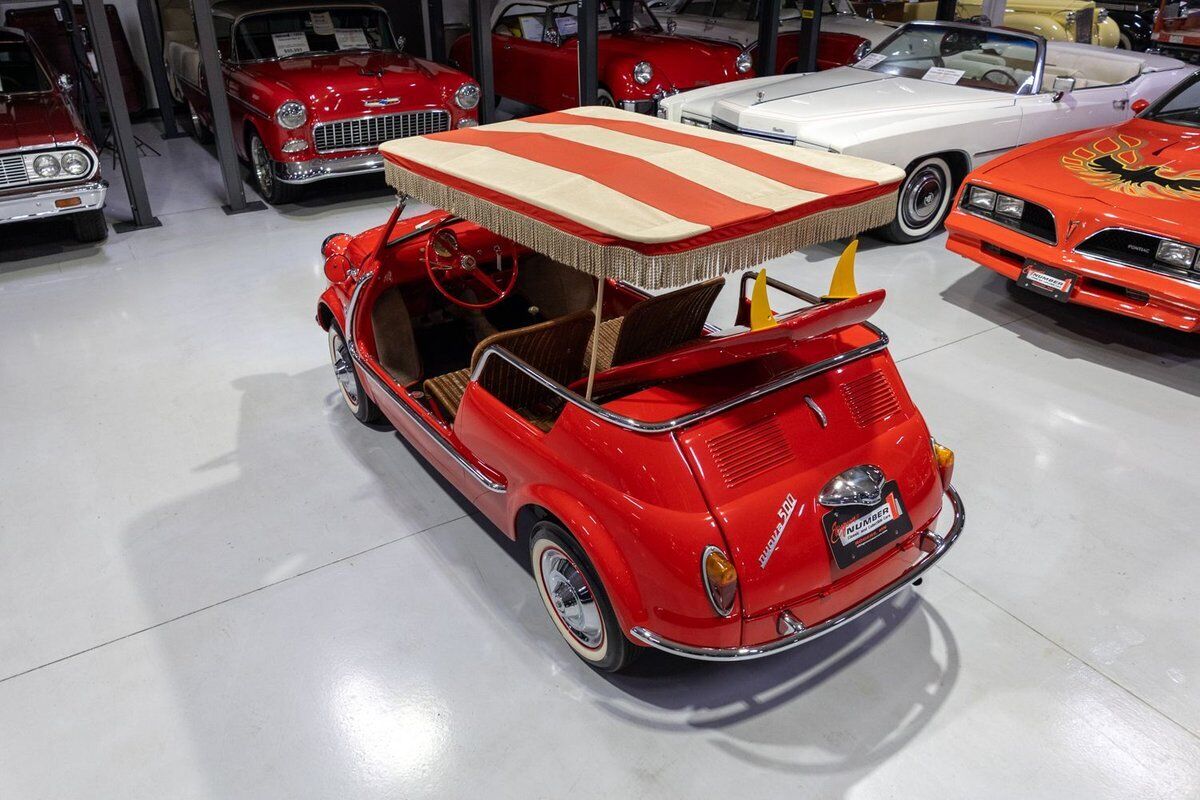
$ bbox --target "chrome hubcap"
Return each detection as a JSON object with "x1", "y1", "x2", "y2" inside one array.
[
  {"x1": 901, "y1": 166, "x2": 946, "y2": 230},
  {"x1": 540, "y1": 548, "x2": 603, "y2": 648},
  {"x1": 251, "y1": 138, "x2": 274, "y2": 194},
  {"x1": 330, "y1": 332, "x2": 358, "y2": 407}
]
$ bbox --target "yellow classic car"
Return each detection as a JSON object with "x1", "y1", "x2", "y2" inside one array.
[{"x1": 852, "y1": 0, "x2": 1119, "y2": 46}]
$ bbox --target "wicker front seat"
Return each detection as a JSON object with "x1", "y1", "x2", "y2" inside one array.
[
  {"x1": 586, "y1": 277, "x2": 725, "y2": 372},
  {"x1": 423, "y1": 309, "x2": 595, "y2": 431}
]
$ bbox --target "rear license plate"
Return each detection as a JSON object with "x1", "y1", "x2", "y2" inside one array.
[
  {"x1": 1018, "y1": 262, "x2": 1077, "y2": 302},
  {"x1": 822, "y1": 481, "x2": 913, "y2": 569}
]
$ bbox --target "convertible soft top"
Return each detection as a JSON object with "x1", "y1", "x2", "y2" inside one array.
[{"x1": 380, "y1": 107, "x2": 904, "y2": 289}]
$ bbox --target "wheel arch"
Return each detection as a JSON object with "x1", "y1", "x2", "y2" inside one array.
[
  {"x1": 906, "y1": 150, "x2": 971, "y2": 184},
  {"x1": 514, "y1": 491, "x2": 646, "y2": 632},
  {"x1": 316, "y1": 287, "x2": 346, "y2": 332}
]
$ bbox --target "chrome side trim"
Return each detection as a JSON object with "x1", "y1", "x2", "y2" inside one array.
[{"x1": 629, "y1": 485, "x2": 965, "y2": 661}]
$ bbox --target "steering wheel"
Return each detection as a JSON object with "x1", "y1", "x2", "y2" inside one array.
[
  {"x1": 423, "y1": 221, "x2": 520, "y2": 310},
  {"x1": 982, "y1": 69, "x2": 1019, "y2": 88}
]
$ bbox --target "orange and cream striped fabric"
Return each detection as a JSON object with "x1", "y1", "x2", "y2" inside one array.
[{"x1": 380, "y1": 106, "x2": 904, "y2": 289}]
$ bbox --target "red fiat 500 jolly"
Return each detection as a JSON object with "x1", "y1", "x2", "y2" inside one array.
[
  {"x1": 450, "y1": 0, "x2": 756, "y2": 113},
  {"x1": 316, "y1": 107, "x2": 964, "y2": 669},
  {"x1": 166, "y1": 0, "x2": 480, "y2": 204}
]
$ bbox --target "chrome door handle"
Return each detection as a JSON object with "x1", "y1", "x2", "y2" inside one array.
[{"x1": 1113, "y1": 99, "x2": 1129, "y2": 110}]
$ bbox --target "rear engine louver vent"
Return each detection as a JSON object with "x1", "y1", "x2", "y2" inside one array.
[
  {"x1": 707, "y1": 417, "x2": 794, "y2": 489},
  {"x1": 841, "y1": 371, "x2": 901, "y2": 427}
]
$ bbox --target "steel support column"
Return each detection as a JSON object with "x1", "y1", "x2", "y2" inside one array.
[
  {"x1": 57, "y1": 0, "x2": 103, "y2": 139},
  {"x1": 578, "y1": 0, "x2": 598, "y2": 105},
  {"x1": 80, "y1": 0, "x2": 160, "y2": 231},
  {"x1": 756, "y1": 0, "x2": 780, "y2": 76},
  {"x1": 192, "y1": 0, "x2": 262, "y2": 214},
  {"x1": 468, "y1": 0, "x2": 495, "y2": 122},
  {"x1": 425, "y1": 0, "x2": 446, "y2": 63},
  {"x1": 798, "y1": 0, "x2": 823, "y2": 74},
  {"x1": 135, "y1": 0, "x2": 183, "y2": 138}
]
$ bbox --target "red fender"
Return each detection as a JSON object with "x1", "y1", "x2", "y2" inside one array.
[{"x1": 516, "y1": 484, "x2": 647, "y2": 633}]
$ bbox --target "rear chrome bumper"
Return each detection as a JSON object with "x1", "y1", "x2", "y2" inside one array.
[
  {"x1": 274, "y1": 151, "x2": 384, "y2": 185},
  {"x1": 0, "y1": 180, "x2": 106, "y2": 225},
  {"x1": 629, "y1": 485, "x2": 965, "y2": 662}
]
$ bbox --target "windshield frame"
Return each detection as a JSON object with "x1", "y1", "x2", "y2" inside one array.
[
  {"x1": 228, "y1": 4, "x2": 399, "y2": 65},
  {"x1": 547, "y1": 0, "x2": 664, "y2": 37},
  {"x1": 0, "y1": 38, "x2": 53, "y2": 97},
  {"x1": 858, "y1": 20, "x2": 1046, "y2": 96},
  {"x1": 1141, "y1": 70, "x2": 1200, "y2": 129}
]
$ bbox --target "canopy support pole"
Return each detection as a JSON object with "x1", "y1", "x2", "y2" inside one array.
[{"x1": 585, "y1": 278, "x2": 605, "y2": 401}]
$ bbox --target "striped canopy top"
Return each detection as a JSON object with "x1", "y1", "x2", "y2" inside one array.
[{"x1": 380, "y1": 106, "x2": 904, "y2": 289}]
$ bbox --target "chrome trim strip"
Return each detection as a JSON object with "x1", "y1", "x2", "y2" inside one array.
[
  {"x1": 629, "y1": 485, "x2": 965, "y2": 661},
  {"x1": 1073, "y1": 226, "x2": 1200, "y2": 287},
  {"x1": 274, "y1": 152, "x2": 386, "y2": 184}
]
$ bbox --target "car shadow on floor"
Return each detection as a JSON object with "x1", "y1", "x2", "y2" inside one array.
[
  {"x1": 0, "y1": 217, "x2": 104, "y2": 268},
  {"x1": 944, "y1": 271, "x2": 1200, "y2": 396}
]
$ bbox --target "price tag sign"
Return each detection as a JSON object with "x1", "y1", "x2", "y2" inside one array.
[
  {"x1": 922, "y1": 66, "x2": 964, "y2": 85},
  {"x1": 272, "y1": 32, "x2": 310, "y2": 57},
  {"x1": 854, "y1": 53, "x2": 886, "y2": 69},
  {"x1": 309, "y1": 11, "x2": 334, "y2": 35},
  {"x1": 334, "y1": 28, "x2": 369, "y2": 49}
]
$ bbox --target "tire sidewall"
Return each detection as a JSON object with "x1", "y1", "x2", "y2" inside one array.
[
  {"x1": 327, "y1": 324, "x2": 374, "y2": 423},
  {"x1": 597, "y1": 88, "x2": 616, "y2": 107},
  {"x1": 888, "y1": 155, "x2": 955, "y2": 243},
  {"x1": 530, "y1": 522, "x2": 631, "y2": 672}
]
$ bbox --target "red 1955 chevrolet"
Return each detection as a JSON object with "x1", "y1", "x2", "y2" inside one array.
[
  {"x1": 316, "y1": 108, "x2": 963, "y2": 670},
  {"x1": 163, "y1": 0, "x2": 480, "y2": 204},
  {"x1": 0, "y1": 27, "x2": 107, "y2": 243}
]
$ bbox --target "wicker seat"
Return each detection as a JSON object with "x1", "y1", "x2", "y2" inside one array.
[
  {"x1": 424, "y1": 309, "x2": 595, "y2": 431},
  {"x1": 585, "y1": 277, "x2": 725, "y2": 372}
]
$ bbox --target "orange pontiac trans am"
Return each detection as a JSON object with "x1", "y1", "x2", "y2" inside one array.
[{"x1": 945, "y1": 70, "x2": 1200, "y2": 333}]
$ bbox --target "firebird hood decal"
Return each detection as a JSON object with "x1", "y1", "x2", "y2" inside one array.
[{"x1": 1062, "y1": 134, "x2": 1200, "y2": 201}]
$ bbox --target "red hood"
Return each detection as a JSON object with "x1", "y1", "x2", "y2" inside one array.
[
  {"x1": 237, "y1": 52, "x2": 472, "y2": 114},
  {"x1": 979, "y1": 118, "x2": 1200, "y2": 231},
  {"x1": 593, "y1": 32, "x2": 743, "y2": 84},
  {"x1": 0, "y1": 91, "x2": 84, "y2": 151}
]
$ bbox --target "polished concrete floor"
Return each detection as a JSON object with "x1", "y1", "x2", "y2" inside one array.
[{"x1": 2, "y1": 125, "x2": 1199, "y2": 799}]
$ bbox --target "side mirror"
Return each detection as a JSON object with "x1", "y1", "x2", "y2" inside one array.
[
  {"x1": 57, "y1": 73, "x2": 74, "y2": 92},
  {"x1": 1132, "y1": 98, "x2": 1150, "y2": 114},
  {"x1": 1051, "y1": 75, "x2": 1076, "y2": 101}
]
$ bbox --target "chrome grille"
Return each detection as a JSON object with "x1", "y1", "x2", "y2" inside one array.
[
  {"x1": 1074, "y1": 8, "x2": 1094, "y2": 42},
  {"x1": 312, "y1": 110, "x2": 451, "y2": 153},
  {"x1": 0, "y1": 154, "x2": 29, "y2": 188}
]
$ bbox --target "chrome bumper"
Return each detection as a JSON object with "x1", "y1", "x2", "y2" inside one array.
[
  {"x1": 274, "y1": 151, "x2": 385, "y2": 185},
  {"x1": 0, "y1": 180, "x2": 106, "y2": 225},
  {"x1": 629, "y1": 485, "x2": 965, "y2": 662}
]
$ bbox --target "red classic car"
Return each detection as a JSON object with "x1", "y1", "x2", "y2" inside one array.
[
  {"x1": 316, "y1": 108, "x2": 963, "y2": 669},
  {"x1": 1150, "y1": 0, "x2": 1200, "y2": 62},
  {"x1": 449, "y1": 0, "x2": 755, "y2": 113},
  {"x1": 946, "y1": 70, "x2": 1200, "y2": 332},
  {"x1": 163, "y1": 0, "x2": 480, "y2": 203},
  {"x1": 0, "y1": 27, "x2": 107, "y2": 243}
]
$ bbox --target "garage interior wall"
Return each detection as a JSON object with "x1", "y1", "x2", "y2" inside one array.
[{"x1": 0, "y1": 0, "x2": 466, "y2": 112}]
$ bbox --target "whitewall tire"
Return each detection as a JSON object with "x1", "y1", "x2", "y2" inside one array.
[{"x1": 882, "y1": 155, "x2": 956, "y2": 243}]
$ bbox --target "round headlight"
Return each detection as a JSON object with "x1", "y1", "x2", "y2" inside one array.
[
  {"x1": 33, "y1": 154, "x2": 60, "y2": 178},
  {"x1": 61, "y1": 151, "x2": 90, "y2": 176},
  {"x1": 853, "y1": 41, "x2": 871, "y2": 63},
  {"x1": 275, "y1": 100, "x2": 307, "y2": 130},
  {"x1": 735, "y1": 51, "x2": 753, "y2": 74},
  {"x1": 1063, "y1": 10, "x2": 1077, "y2": 22},
  {"x1": 455, "y1": 83, "x2": 480, "y2": 110},
  {"x1": 633, "y1": 61, "x2": 653, "y2": 85}
]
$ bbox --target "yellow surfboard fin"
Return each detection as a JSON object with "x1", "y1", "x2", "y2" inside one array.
[
  {"x1": 749, "y1": 269, "x2": 778, "y2": 330},
  {"x1": 824, "y1": 238, "x2": 860, "y2": 301}
]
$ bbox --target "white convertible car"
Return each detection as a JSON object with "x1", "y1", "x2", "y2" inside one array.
[
  {"x1": 658, "y1": 21, "x2": 1196, "y2": 241},
  {"x1": 654, "y1": 0, "x2": 897, "y2": 49}
]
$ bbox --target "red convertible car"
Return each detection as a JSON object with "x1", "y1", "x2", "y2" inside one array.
[
  {"x1": 449, "y1": 0, "x2": 755, "y2": 113},
  {"x1": 316, "y1": 107, "x2": 964, "y2": 669},
  {"x1": 946, "y1": 70, "x2": 1200, "y2": 332},
  {"x1": 0, "y1": 27, "x2": 107, "y2": 243},
  {"x1": 163, "y1": 0, "x2": 479, "y2": 203}
]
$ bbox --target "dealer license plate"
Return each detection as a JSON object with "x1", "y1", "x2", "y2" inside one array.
[
  {"x1": 821, "y1": 481, "x2": 913, "y2": 570},
  {"x1": 1018, "y1": 262, "x2": 1077, "y2": 303}
]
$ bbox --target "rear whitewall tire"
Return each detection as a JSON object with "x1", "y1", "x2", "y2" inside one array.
[
  {"x1": 881, "y1": 155, "x2": 956, "y2": 243},
  {"x1": 530, "y1": 521, "x2": 639, "y2": 672}
]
